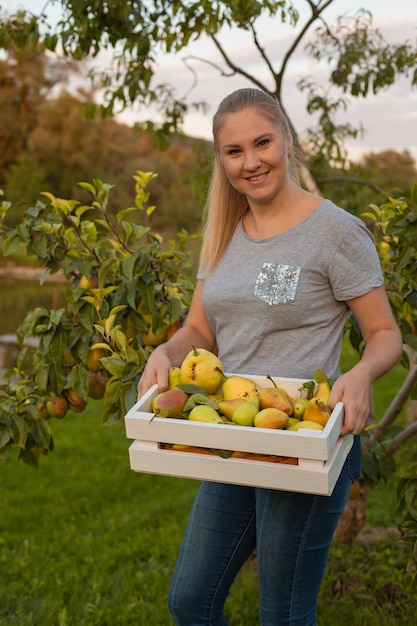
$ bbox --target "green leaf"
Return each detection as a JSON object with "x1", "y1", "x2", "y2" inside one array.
[
  {"x1": 121, "y1": 361, "x2": 141, "y2": 382},
  {"x1": 100, "y1": 357, "x2": 124, "y2": 378},
  {"x1": 0, "y1": 426, "x2": 12, "y2": 448},
  {"x1": 176, "y1": 384, "x2": 208, "y2": 395},
  {"x1": 2, "y1": 234, "x2": 21, "y2": 256},
  {"x1": 10, "y1": 414, "x2": 27, "y2": 448},
  {"x1": 122, "y1": 253, "x2": 137, "y2": 280},
  {"x1": 210, "y1": 448, "x2": 234, "y2": 458},
  {"x1": 77, "y1": 182, "x2": 96, "y2": 195}
]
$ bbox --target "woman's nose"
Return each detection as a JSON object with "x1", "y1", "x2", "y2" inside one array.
[{"x1": 244, "y1": 151, "x2": 261, "y2": 170}]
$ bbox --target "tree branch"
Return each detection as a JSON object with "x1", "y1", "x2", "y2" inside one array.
[
  {"x1": 250, "y1": 23, "x2": 277, "y2": 79},
  {"x1": 368, "y1": 363, "x2": 417, "y2": 447},
  {"x1": 386, "y1": 421, "x2": 417, "y2": 455},
  {"x1": 275, "y1": 0, "x2": 335, "y2": 94},
  {"x1": 209, "y1": 34, "x2": 271, "y2": 93}
]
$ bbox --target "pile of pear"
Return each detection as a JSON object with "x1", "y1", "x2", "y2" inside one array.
[{"x1": 150, "y1": 347, "x2": 332, "y2": 432}]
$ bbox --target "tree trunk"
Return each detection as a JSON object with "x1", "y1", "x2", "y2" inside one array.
[
  {"x1": 333, "y1": 475, "x2": 371, "y2": 543},
  {"x1": 404, "y1": 346, "x2": 417, "y2": 425}
]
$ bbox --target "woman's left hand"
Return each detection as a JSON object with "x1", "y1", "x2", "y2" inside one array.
[{"x1": 327, "y1": 367, "x2": 373, "y2": 436}]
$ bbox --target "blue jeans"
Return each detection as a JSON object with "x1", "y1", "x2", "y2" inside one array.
[{"x1": 168, "y1": 436, "x2": 361, "y2": 626}]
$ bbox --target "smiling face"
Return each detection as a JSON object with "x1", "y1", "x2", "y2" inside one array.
[{"x1": 216, "y1": 107, "x2": 292, "y2": 209}]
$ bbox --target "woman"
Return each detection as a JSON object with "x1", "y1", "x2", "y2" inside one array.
[{"x1": 137, "y1": 88, "x2": 402, "y2": 625}]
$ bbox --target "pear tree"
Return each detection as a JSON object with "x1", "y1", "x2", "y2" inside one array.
[{"x1": 0, "y1": 172, "x2": 195, "y2": 466}]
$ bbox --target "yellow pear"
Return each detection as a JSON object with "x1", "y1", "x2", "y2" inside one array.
[
  {"x1": 168, "y1": 366, "x2": 182, "y2": 389},
  {"x1": 180, "y1": 347, "x2": 224, "y2": 395},
  {"x1": 303, "y1": 398, "x2": 332, "y2": 427},
  {"x1": 258, "y1": 387, "x2": 293, "y2": 415},
  {"x1": 217, "y1": 398, "x2": 245, "y2": 420},
  {"x1": 288, "y1": 420, "x2": 324, "y2": 431},
  {"x1": 222, "y1": 375, "x2": 259, "y2": 400},
  {"x1": 254, "y1": 407, "x2": 289, "y2": 430},
  {"x1": 188, "y1": 405, "x2": 224, "y2": 423},
  {"x1": 313, "y1": 369, "x2": 332, "y2": 404}
]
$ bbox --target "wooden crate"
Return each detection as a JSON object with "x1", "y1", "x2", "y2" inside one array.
[{"x1": 124, "y1": 375, "x2": 354, "y2": 496}]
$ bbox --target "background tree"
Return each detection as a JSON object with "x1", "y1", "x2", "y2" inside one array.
[
  {"x1": 0, "y1": 50, "x2": 209, "y2": 231},
  {"x1": 1, "y1": 2, "x2": 416, "y2": 160}
]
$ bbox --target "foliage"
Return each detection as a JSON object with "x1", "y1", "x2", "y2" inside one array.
[
  {"x1": 0, "y1": 173, "x2": 197, "y2": 466},
  {"x1": 0, "y1": 51, "x2": 209, "y2": 232},
  {"x1": 311, "y1": 150, "x2": 417, "y2": 220},
  {"x1": 1, "y1": 2, "x2": 416, "y2": 160},
  {"x1": 397, "y1": 463, "x2": 417, "y2": 584},
  {"x1": 361, "y1": 184, "x2": 417, "y2": 355},
  {"x1": 343, "y1": 184, "x2": 417, "y2": 580}
]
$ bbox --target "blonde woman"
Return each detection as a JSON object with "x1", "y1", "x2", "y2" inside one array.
[{"x1": 138, "y1": 88, "x2": 402, "y2": 626}]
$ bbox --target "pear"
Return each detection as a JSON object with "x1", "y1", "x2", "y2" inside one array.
[
  {"x1": 291, "y1": 397, "x2": 309, "y2": 420},
  {"x1": 286, "y1": 417, "x2": 301, "y2": 429},
  {"x1": 151, "y1": 389, "x2": 188, "y2": 418},
  {"x1": 254, "y1": 407, "x2": 289, "y2": 430},
  {"x1": 222, "y1": 375, "x2": 259, "y2": 400},
  {"x1": 188, "y1": 405, "x2": 224, "y2": 423},
  {"x1": 232, "y1": 396, "x2": 260, "y2": 427},
  {"x1": 288, "y1": 420, "x2": 324, "y2": 431},
  {"x1": 313, "y1": 369, "x2": 332, "y2": 404},
  {"x1": 180, "y1": 347, "x2": 224, "y2": 395},
  {"x1": 217, "y1": 398, "x2": 245, "y2": 420},
  {"x1": 258, "y1": 387, "x2": 293, "y2": 415},
  {"x1": 303, "y1": 398, "x2": 332, "y2": 427},
  {"x1": 168, "y1": 366, "x2": 182, "y2": 389}
]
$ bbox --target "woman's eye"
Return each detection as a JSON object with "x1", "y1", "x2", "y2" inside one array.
[{"x1": 258, "y1": 139, "x2": 270, "y2": 147}]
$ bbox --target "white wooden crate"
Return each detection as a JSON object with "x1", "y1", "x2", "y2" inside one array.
[{"x1": 124, "y1": 375, "x2": 354, "y2": 496}]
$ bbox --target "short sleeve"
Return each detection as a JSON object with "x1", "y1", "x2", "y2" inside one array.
[{"x1": 329, "y1": 219, "x2": 384, "y2": 301}]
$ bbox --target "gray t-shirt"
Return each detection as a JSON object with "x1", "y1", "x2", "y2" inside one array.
[{"x1": 198, "y1": 200, "x2": 384, "y2": 381}]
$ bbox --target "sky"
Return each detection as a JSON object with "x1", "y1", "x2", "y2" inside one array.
[{"x1": 2, "y1": 0, "x2": 417, "y2": 161}]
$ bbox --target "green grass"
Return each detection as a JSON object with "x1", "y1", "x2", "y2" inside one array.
[{"x1": 1, "y1": 355, "x2": 416, "y2": 625}]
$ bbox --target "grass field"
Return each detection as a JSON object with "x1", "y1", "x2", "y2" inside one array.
[{"x1": 1, "y1": 359, "x2": 416, "y2": 625}]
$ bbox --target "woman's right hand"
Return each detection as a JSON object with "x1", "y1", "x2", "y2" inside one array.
[
  {"x1": 137, "y1": 280, "x2": 216, "y2": 399},
  {"x1": 137, "y1": 346, "x2": 173, "y2": 399}
]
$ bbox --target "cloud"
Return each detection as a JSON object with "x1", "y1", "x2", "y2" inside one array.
[{"x1": 131, "y1": 6, "x2": 417, "y2": 161}]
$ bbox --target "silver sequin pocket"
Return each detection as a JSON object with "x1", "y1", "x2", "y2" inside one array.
[{"x1": 254, "y1": 263, "x2": 301, "y2": 305}]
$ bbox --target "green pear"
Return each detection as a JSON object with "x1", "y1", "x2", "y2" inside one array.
[
  {"x1": 232, "y1": 396, "x2": 260, "y2": 427},
  {"x1": 180, "y1": 347, "x2": 224, "y2": 395},
  {"x1": 291, "y1": 397, "x2": 309, "y2": 420},
  {"x1": 286, "y1": 417, "x2": 301, "y2": 429},
  {"x1": 188, "y1": 405, "x2": 224, "y2": 423}
]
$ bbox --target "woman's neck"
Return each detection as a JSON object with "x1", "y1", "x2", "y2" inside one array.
[{"x1": 242, "y1": 187, "x2": 323, "y2": 239}]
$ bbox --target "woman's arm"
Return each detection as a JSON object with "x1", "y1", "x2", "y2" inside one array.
[
  {"x1": 328, "y1": 285, "x2": 403, "y2": 435},
  {"x1": 137, "y1": 280, "x2": 216, "y2": 397}
]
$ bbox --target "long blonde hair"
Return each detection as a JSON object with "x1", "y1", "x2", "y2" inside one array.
[{"x1": 200, "y1": 88, "x2": 300, "y2": 272}]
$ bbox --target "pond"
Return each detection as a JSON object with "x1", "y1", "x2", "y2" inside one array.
[{"x1": 0, "y1": 278, "x2": 67, "y2": 334}]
